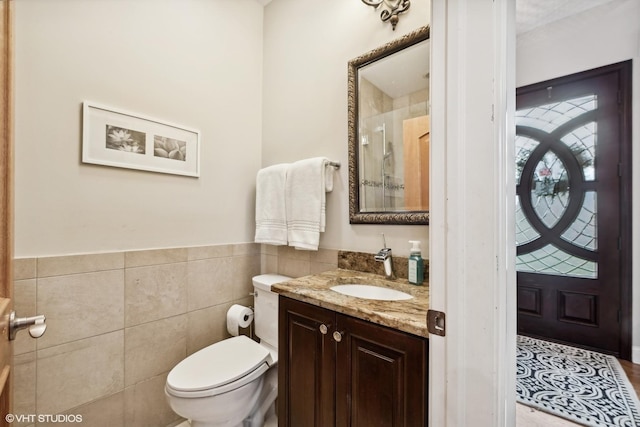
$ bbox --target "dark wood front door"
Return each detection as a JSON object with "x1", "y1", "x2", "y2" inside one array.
[{"x1": 516, "y1": 61, "x2": 632, "y2": 358}]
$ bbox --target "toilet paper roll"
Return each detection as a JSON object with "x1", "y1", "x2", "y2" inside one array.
[{"x1": 226, "y1": 304, "x2": 254, "y2": 336}]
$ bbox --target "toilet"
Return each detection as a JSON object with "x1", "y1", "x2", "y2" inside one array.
[{"x1": 165, "y1": 274, "x2": 291, "y2": 427}]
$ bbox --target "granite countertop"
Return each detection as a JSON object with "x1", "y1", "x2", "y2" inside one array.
[{"x1": 272, "y1": 269, "x2": 429, "y2": 338}]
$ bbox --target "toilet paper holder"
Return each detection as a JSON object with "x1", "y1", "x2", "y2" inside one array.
[
  {"x1": 9, "y1": 310, "x2": 47, "y2": 340},
  {"x1": 227, "y1": 304, "x2": 255, "y2": 338}
]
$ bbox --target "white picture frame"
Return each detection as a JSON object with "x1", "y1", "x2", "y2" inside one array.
[{"x1": 82, "y1": 102, "x2": 200, "y2": 177}]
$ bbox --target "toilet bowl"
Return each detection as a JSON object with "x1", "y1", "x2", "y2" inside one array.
[{"x1": 165, "y1": 274, "x2": 291, "y2": 427}]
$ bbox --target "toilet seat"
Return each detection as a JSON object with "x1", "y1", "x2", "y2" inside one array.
[{"x1": 166, "y1": 335, "x2": 273, "y2": 399}]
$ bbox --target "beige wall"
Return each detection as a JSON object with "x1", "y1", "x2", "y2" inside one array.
[
  {"x1": 14, "y1": 0, "x2": 265, "y2": 257},
  {"x1": 15, "y1": 0, "x2": 431, "y2": 260},
  {"x1": 12, "y1": 0, "x2": 431, "y2": 424},
  {"x1": 262, "y1": 0, "x2": 431, "y2": 257}
]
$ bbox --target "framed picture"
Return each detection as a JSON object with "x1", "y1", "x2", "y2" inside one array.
[{"x1": 82, "y1": 102, "x2": 200, "y2": 177}]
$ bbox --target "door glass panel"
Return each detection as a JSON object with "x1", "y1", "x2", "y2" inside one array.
[
  {"x1": 516, "y1": 244, "x2": 597, "y2": 278},
  {"x1": 560, "y1": 122, "x2": 596, "y2": 181},
  {"x1": 516, "y1": 95, "x2": 597, "y2": 133},
  {"x1": 515, "y1": 196, "x2": 540, "y2": 246},
  {"x1": 515, "y1": 135, "x2": 539, "y2": 184},
  {"x1": 561, "y1": 191, "x2": 597, "y2": 250},
  {"x1": 531, "y1": 150, "x2": 569, "y2": 228},
  {"x1": 515, "y1": 94, "x2": 598, "y2": 279}
]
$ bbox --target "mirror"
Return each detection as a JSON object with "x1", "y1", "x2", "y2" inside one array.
[{"x1": 348, "y1": 26, "x2": 430, "y2": 225}]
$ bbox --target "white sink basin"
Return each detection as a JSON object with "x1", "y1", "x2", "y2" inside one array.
[{"x1": 330, "y1": 284, "x2": 413, "y2": 301}]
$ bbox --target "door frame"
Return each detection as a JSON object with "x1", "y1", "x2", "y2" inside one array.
[
  {"x1": 429, "y1": 0, "x2": 516, "y2": 426},
  {"x1": 0, "y1": 0, "x2": 13, "y2": 423},
  {"x1": 515, "y1": 61, "x2": 633, "y2": 359}
]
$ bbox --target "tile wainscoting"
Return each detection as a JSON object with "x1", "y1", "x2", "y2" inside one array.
[
  {"x1": 12, "y1": 244, "x2": 340, "y2": 427},
  {"x1": 13, "y1": 245, "x2": 256, "y2": 427},
  {"x1": 13, "y1": 245, "x2": 426, "y2": 426}
]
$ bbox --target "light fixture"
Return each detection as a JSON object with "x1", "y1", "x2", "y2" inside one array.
[{"x1": 361, "y1": 0, "x2": 410, "y2": 30}]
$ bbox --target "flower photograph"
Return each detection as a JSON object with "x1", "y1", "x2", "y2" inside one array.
[
  {"x1": 84, "y1": 102, "x2": 200, "y2": 177},
  {"x1": 105, "y1": 125, "x2": 146, "y2": 154},
  {"x1": 154, "y1": 135, "x2": 187, "y2": 161}
]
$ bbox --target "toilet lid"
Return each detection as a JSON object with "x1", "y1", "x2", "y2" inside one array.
[{"x1": 167, "y1": 335, "x2": 273, "y2": 393}]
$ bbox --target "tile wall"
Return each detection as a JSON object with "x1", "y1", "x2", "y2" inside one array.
[{"x1": 12, "y1": 243, "x2": 339, "y2": 427}]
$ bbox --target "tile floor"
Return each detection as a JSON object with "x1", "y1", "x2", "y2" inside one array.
[
  {"x1": 516, "y1": 403, "x2": 582, "y2": 426},
  {"x1": 169, "y1": 404, "x2": 598, "y2": 426},
  {"x1": 170, "y1": 402, "x2": 610, "y2": 426}
]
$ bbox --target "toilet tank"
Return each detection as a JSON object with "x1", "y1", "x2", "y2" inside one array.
[{"x1": 252, "y1": 274, "x2": 291, "y2": 348}]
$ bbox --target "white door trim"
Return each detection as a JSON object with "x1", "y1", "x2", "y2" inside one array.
[{"x1": 428, "y1": 0, "x2": 516, "y2": 425}]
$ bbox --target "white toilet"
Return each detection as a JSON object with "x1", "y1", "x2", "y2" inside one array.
[{"x1": 165, "y1": 274, "x2": 291, "y2": 427}]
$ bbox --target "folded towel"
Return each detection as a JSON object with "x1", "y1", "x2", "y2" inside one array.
[
  {"x1": 322, "y1": 162, "x2": 334, "y2": 232},
  {"x1": 286, "y1": 157, "x2": 330, "y2": 250},
  {"x1": 254, "y1": 163, "x2": 289, "y2": 245}
]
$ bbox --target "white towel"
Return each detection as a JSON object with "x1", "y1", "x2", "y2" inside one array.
[
  {"x1": 254, "y1": 163, "x2": 289, "y2": 245},
  {"x1": 322, "y1": 162, "x2": 334, "y2": 232},
  {"x1": 286, "y1": 157, "x2": 331, "y2": 250}
]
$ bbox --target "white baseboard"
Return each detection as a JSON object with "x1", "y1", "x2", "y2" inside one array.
[{"x1": 632, "y1": 346, "x2": 640, "y2": 364}]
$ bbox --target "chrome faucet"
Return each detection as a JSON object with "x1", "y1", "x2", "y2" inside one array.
[{"x1": 375, "y1": 234, "x2": 396, "y2": 280}]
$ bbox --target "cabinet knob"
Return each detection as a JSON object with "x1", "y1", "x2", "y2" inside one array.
[
  {"x1": 319, "y1": 324, "x2": 328, "y2": 335},
  {"x1": 333, "y1": 331, "x2": 343, "y2": 342}
]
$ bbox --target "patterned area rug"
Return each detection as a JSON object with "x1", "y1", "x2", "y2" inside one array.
[{"x1": 517, "y1": 336, "x2": 640, "y2": 427}]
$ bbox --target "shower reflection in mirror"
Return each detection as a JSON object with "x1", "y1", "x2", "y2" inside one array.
[{"x1": 357, "y1": 43, "x2": 429, "y2": 213}]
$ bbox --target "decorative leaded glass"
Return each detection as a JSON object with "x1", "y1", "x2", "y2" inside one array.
[
  {"x1": 515, "y1": 95, "x2": 598, "y2": 279},
  {"x1": 516, "y1": 244, "x2": 597, "y2": 278}
]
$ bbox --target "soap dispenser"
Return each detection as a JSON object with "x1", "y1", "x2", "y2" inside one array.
[{"x1": 408, "y1": 240, "x2": 424, "y2": 285}]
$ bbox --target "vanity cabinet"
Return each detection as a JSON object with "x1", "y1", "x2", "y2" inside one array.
[{"x1": 278, "y1": 296, "x2": 428, "y2": 427}]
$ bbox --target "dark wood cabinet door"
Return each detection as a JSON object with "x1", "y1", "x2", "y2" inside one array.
[
  {"x1": 335, "y1": 315, "x2": 428, "y2": 427},
  {"x1": 278, "y1": 296, "x2": 336, "y2": 427},
  {"x1": 279, "y1": 296, "x2": 428, "y2": 427}
]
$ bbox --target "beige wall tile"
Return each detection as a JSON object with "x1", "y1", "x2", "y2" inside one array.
[
  {"x1": 37, "y1": 392, "x2": 124, "y2": 427},
  {"x1": 187, "y1": 244, "x2": 233, "y2": 261},
  {"x1": 277, "y1": 257, "x2": 310, "y2": 278},
  {"x1": 124, "y1": 315, "x2": 187, "y2": 387},
  {"x1": 262, "y1": 244, "x2": 278, "y2": 256},
  {"x1": 186, "y1": 304, "x2": 230, "y2": 355},
  {"x1": 14, "y1": 279, "x2": 36, "y2": 355},
  {"x1": 14, "y1": 258, "x2": 36, "y2": 280},
  {"x1": 125, "y1": 248, "x2": 188, "y2": 268},
  {"x1": 231, "y1": 255, "x2": 261, "y2": 300},
  {"x1": 36, "y1": 270, "x2": 124, "y2": 349},
  {"x1": 37, "y1": 253, "x2": 124, "y2": 278},
  {"x1": 14, "y1": 352, "x2": 36, "y2": 427},
  {"x1": 187, "y1": 257, "x2": 234, "y2": 311},
  {"x1": 37, "y1": 331, "x2": 124, "y2": 416},
  {"x1": 232, "y1": 243, "x2": 260, "y2": 256},
  {"x1": 261, "y1": 253, "x2": 278, "y2": 274},
  {"x1": 125, "y1": 263, "x2": 187, "y2": 327},
  {"x1": 124, "y1": 373, "x2": 181, "y2": 427},
  {"x1": 310, "y1": 262, "x2": 338, "y2": 275},
  {"x1": 14, "y1": 243, "x2": 298, "y2": 423},
  {"x1": 310, "y1": 248, "x2": 338, "y2": 265},
  {"x1": 277, "y1": 245, "x2": 310, "y2": 261}
]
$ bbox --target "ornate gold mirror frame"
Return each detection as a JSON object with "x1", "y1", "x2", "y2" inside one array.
[{"x1": 348, "y1": 26, "x2": 430, "y2": 225}]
